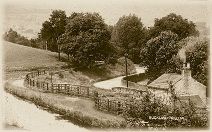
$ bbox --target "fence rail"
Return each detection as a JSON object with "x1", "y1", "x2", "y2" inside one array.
[
  {"x1": 95, "y1": 97, "x2": 131, "y2": 115},
  {"x1": 24, "y1": 70, "x2": 126, "y2": 114}
]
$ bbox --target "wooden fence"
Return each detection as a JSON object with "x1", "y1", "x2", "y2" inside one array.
[
  {"x1": 25, "y1": 73, "x2": 95, "y2": 98},
  {"x1": 94, "y1": 94, "x2": 131, "y2": 115},
  {"x1": 24, "y1": 70, "x2": 132, "y2": 115}
]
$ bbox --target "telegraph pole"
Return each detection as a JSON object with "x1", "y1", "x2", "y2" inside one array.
[
  {"x1": 125, "y1": 53, "x2": 128, "y2": 87},
  {"x1": 57, "y1": 39, "x2": 60, "y2": 61}
]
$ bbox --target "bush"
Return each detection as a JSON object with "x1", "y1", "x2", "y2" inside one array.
[{"x1": 123, "y1": 92, "x2": 208, "y2": 128}]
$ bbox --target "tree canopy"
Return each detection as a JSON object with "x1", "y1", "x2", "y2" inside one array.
[
  {"x1": 39, "y1": 10, "x2": 67, "y2": 52},
  {"x1": 140, "y1": 31, "x2": 182, "y2": 80},
  {"x1": 112, "y1": 14, "x2": 147, "y2": 63},
  {"x1": 148, "y1": 13, "x2": 199, "y2": 40},
  {"x1": 60, "y1": 12, "x2": 115, "y2": 68},
  {"x1": 185, "y1": 37, "x2": 208, "y2": 86}
]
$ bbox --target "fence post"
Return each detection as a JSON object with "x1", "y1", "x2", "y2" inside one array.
[
  {"x1": 30, "y1": 79, "x2": 33, "y2": 86},
  {"x1": 29, "y1": 79, "x2": 31, "y2": 86},
  {"x1": 67, "y1": 85, "x2": 70, "y2": 94},
  {"x1": 38, "y1": 82, "x2": 40, "y2": 89},
  {"x1": 55, "y1": 84, "x2": 58, "y2": 93},
  {"x1": 51, "y1": 83, "x2": 53, "y2": 93},
  {"x1": 70, "y1": 86, "x2": 73, "y2": 95},
  {"x1": 107, "y1": 99, "x2": 110, "y2": 112},
  {"x1": 58, "y1": 84, "x2": 60, "y2": 93},
  {"x1": 77, "y1": 86, "x2": 80, "y2": 95},
  {"x1": 65, "y1": 84, "x2": 67, "y2": 93},
  {"x1": 87, "y1": 87, "x2": 89, "y2": 97},
  {"x1": 47, "y1": 83, "x2": 49, "y2": 91},
  {"x1": 40, "y1": 82, "x2": 42, "y2": 89},
  {"x1": 94, "y1": 91, "x2": 99, "y2": 109},
  {"x1": 117, "y1": 101, "x2": 121, "y2": 115},
  {"x1": 43, "y1": 82, "x2": 45, "y2": 91}
]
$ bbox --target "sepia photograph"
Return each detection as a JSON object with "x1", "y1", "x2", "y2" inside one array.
[{"x1": 0, "y1": 0, "x2": 210, "y2": 131}]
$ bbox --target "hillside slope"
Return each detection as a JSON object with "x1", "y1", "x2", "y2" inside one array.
[
  {"x1": 3, "y1": 41, "x2": 66, "y2": 71},
  {"x1": 3, "y1": 41, "x2": 136, "y2": 81}
]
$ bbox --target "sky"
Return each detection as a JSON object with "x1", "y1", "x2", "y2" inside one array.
[{"x1": 1, "y1": 0, "x2": 210, "y2": 38}]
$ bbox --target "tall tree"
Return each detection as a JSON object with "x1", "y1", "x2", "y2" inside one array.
[
  {"x1": 39, "y1": 10, "x2": 67, "y2": 57},
  {"x1": 140, "y1": 31, "x2": 181, "y2": 80},
  {"x1": 185, "y1": 37, "x2": 208, "y2": 86},
  {"x1": 149, "y1": 13, "x2": 199, "y2": 40},
  {"x1": 61, "y1": 12, "x2": 115, "y2": 68},
  {"x1": 112, "y1": 14, "x2": 147, "y2": 63}
]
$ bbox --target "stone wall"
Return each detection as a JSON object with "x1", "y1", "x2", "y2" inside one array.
[{"x1": 121, "y1": 74, "x2": 148, "y2": 91}]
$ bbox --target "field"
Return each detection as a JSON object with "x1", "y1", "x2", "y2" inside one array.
[
  {"x1": 3, "y1": 41, "x2": 135, "y2": 81},
  {"x1": 3, "y1": 41, "x2": 67, "y2": 72},
  {"x1": 3, "y1": 41, "x2": 68, "y2": 80}
]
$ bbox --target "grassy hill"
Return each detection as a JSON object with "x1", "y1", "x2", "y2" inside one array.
[
  {"x1": 3, "y1": 41, "x2": 67, "y2": 72},
  {"x1": 3, "y1": 41, "x2": 135, "y2": 81}
]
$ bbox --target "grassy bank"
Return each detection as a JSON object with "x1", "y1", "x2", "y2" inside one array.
[
  {"x1": 3, "y1": 41, "x2": 134, "y2": 129},
  {"x1": 4, "y1": 81, "x2": 127, "y2": 129}
]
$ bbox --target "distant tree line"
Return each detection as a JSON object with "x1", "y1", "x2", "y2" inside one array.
[
  {"x1": 3, "y1": 10, "x2": 208, "y2": 86},
  {"x1": 3, "y1": 28, "x2": 41, "y2": 48}
]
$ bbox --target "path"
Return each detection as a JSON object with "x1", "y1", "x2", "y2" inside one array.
[{"x1": 94, "y1": 65, "x2": 146, "y2": 89}]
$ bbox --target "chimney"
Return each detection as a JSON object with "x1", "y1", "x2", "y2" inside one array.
[{"x1": 182, "y1": 63, "x2": 191, "y2": 92}]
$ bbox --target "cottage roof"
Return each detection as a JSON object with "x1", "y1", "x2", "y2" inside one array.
[
  {"x1": 147, "y1": 73, "x2": 182, "y2": 89},
  {"x1": 147, "y1": 73, "x2": 207, "y2": 107}
]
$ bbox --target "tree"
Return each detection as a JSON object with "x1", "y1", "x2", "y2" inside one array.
[
  {"x1": 3, "y1": 28, "x2": 33, "y2": 47},
  {"x1": 185, "y1": 37, "x2": 208, "y2": 86},
  {"x1": 140, "y1": 31, "x2": 181, "y2": 80},
  {"x1": 61, "y1": 12, "x2": 115, "y2": 68},
  {"x1": 4, "y1": 28, "x2": 19, "y2": 43},
  {"x1": 39, "y1": 10, "x2": 67, "y2": 55},
  {"x1": 39, "y1": 21, "x2": 53, "y2": 49},
  {"x1": 149, "y1": 13, "x2": 199, "y2": 40},
  {"x1": 112, "y1": 14, "x2": 147, "y2": 63}
]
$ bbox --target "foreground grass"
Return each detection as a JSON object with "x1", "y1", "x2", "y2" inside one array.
[{"x1": 4, "y1": 81, "x2": 127, "y2": 128}]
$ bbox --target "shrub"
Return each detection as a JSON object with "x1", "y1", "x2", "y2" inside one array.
[{"x1": 123, "y1": 92, "x2": 208, "y2": 128}]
